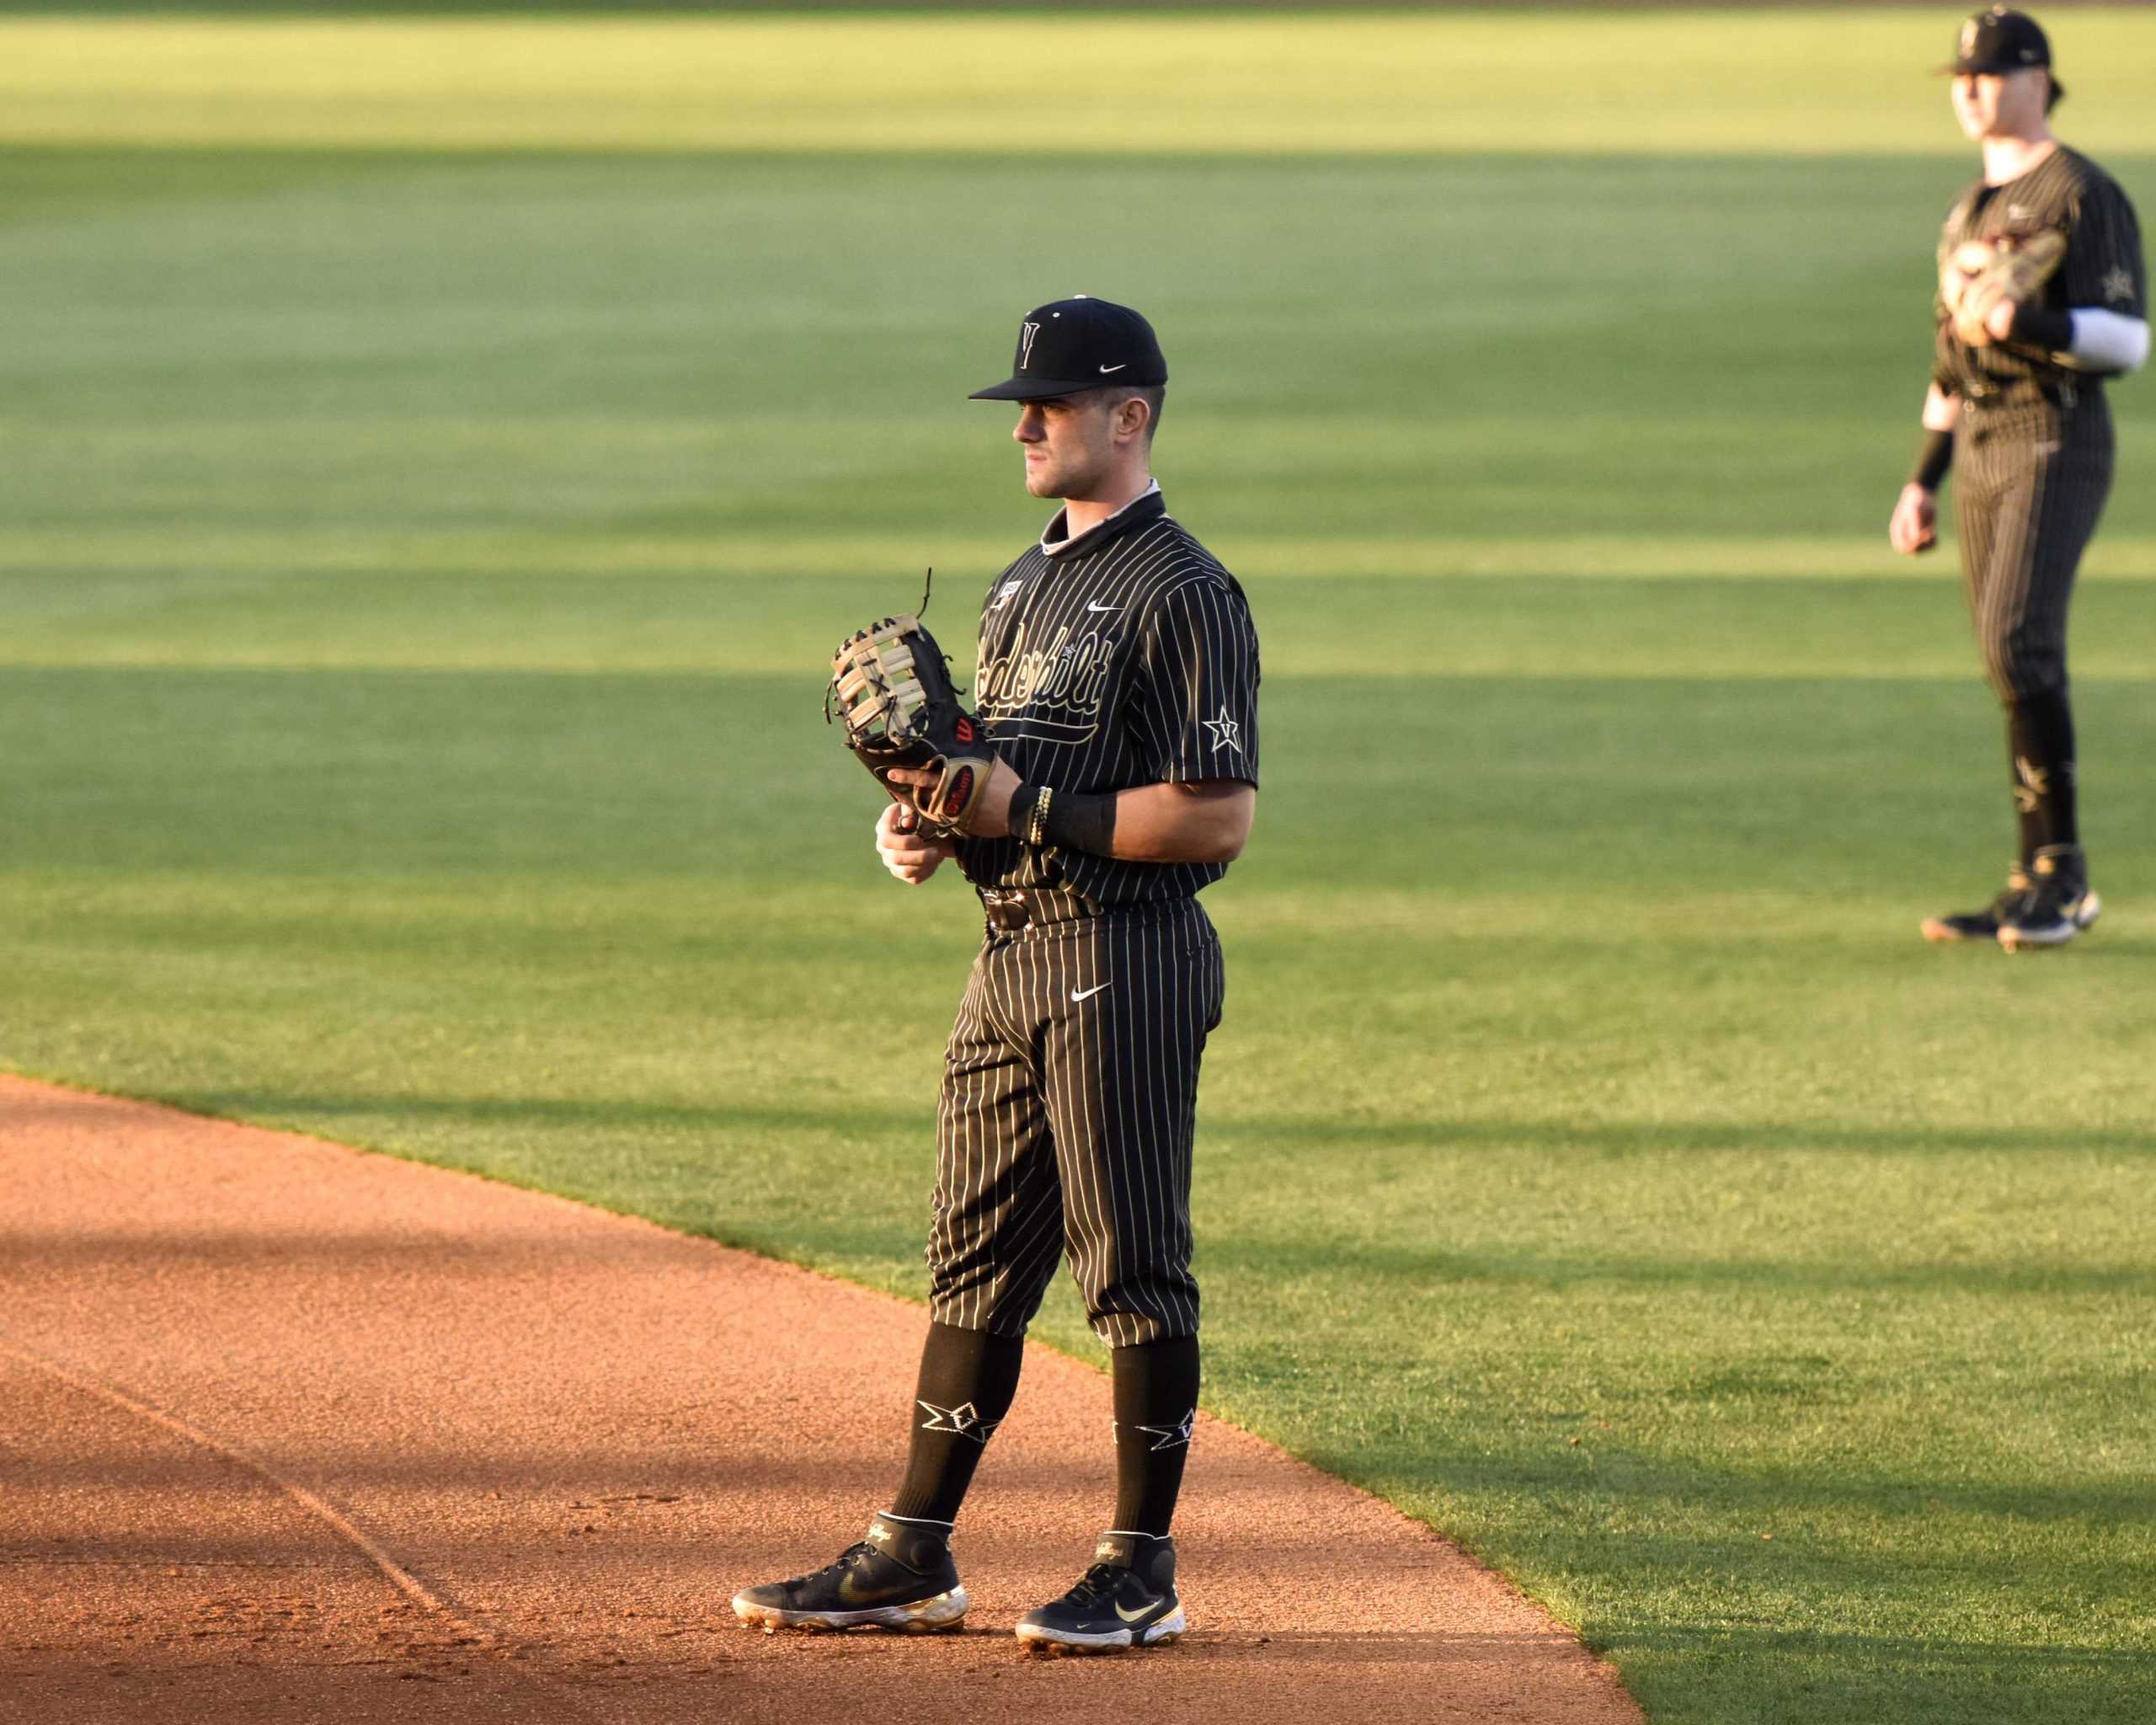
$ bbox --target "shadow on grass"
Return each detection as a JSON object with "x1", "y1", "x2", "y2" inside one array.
[
  {"x1": 1207, "y1": 1113, "x2": 2156, "y2": 1158},
  {"x1": 1203, "y1": 1234, "x2": 2156, "y2": 1297},
  {"x1": 140, "y1": 1088, "x2": 2156, "y2": 1161}
]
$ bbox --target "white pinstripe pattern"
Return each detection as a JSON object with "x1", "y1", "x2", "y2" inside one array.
[
  {"x1": 926, "y1": 488, "x2": 1252, "y2": 1349},
  {"x1": 1953, "y1": 391, "x2": 2113, "y2": 699},
  {"x1": 1934, "y1": 146, "x2": 2146, "y2": 409},
  {"x1": 955, "y1": 489, "x2": 1261, "y2": 909},
  {"x1": 927, "y1": 900, "x2": 1224, "y2": 1348},
  {"x1": 1932, "y1": 144, "x2": 2139, "y2": 703}
]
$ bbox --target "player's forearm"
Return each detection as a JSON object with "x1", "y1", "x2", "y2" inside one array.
[
  {"x1": 1107, "y1": 782, "x2": 1255, "y2": 863},
  {"x1": 1008, "y1": 780, "x2": 1255, "y2": 865}
]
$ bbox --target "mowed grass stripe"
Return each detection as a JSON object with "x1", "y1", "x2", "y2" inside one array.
[
  {"x1": 11, "y1": 531, "x2": 2156, "y2": 583},
  {"x1": 9, "y1": 573, "x2": 2156, "y2": 691},
  {"x1": 0, "y1": 13, "x2": 2153, "y2": 155}
]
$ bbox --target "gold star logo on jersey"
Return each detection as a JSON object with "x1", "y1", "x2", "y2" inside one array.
[
  {"x1": 1202, "y1": 707, "x2": 1242, "y2": 756},
  {"x1": 2101, "y1": 266, "x2": 2136, "y2": 306}
]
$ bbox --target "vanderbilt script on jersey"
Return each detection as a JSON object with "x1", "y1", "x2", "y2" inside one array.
[{"x1": 975, "y1": 619, "x2": 1122, "y2": 745}]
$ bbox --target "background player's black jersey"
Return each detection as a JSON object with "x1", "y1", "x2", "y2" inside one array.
[
  {"x1": 1934, "y1": 145, "x2": 2146, "y2": 403},
  {"x1": 953, "y1": 486, "x2": 1261, "y2": 907}
]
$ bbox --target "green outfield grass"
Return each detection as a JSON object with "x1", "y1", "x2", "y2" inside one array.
[{"x1": 3, "y1": 13, "x2": 2153, "y2": 1725}]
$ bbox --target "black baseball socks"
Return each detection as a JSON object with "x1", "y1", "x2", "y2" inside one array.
[
  {"x1": 888, "y1": 1322, "x2": 1026, "y2": 1525},
  {"x1": 887, "y1": 1324, "x2": 1199, "y2": 1540},
  {"x1": 2007, "y1": 687, "x2": 2079, "y2": 857},
  {"x1": 1110, "y1": 1335, "x2": 1200, "y2": 1538}
]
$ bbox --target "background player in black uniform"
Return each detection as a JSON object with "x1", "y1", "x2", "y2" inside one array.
[
  {"x1": 1888, "y1": 8, "x2": 2147, "y2": 950},
  {"x1": 734, "y1": 297, "x2": 1260, "y2": 1652}
]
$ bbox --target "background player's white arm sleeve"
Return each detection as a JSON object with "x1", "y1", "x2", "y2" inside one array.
[
  {"x1": 1921, "y1": 382, "x2": 1958, "y2": 430},
  {"x1": 2064, "y1": 309, "x2": 2149, "y2": 374}
]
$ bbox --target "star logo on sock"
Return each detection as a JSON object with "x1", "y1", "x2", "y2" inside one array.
[
  {"x1": 918, "y1": 1399, "x2": 1001, "y2": 1445},
  {"x1": 1130, "y1": 1407, "x2": 1197, "y2": 1452},
  {"x1": 2015, "y1": 755, "x2": 2049, "y2": 814}
]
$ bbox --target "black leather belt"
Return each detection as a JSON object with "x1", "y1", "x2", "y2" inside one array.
[{"x1": 979, "y1": 888, "x2": 1098, "y2": 933}]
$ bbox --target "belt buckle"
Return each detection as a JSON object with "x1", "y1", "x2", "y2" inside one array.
[{"x1": 982, "y1": 889, "x2": 1030, "y2": 933}]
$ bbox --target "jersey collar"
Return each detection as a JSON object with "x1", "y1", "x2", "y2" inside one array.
[{"x1": 1038, "y1": 481, "x2": 1165, "y2": 559}]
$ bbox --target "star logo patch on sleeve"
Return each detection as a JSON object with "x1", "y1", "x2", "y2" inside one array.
[
  {"x1": 2101, "y1": 265, "x2": 2137, "y2": 306},
  {"x1": 1201, "y1": 707, "x2": 1242, "y2": 756}
]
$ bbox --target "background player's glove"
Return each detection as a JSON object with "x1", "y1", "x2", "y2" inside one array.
[
  {"x1": 1940, "y1": 230, "x2": 2067, "y2": 347},
  {"x1": 827, "y1": 610, "x2": 996, "y2": 835}
]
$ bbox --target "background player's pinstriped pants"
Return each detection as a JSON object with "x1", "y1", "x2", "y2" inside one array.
[
  {"x1": 928, "y1": 897, "x2": 1225, "y2": 1348},
  {"x1": 1954, "y1": 389, "x2": 2115, "y2": 701}
]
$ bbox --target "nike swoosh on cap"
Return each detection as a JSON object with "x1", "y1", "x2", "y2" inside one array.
[{"x1": 1098, "y1": 362, "x2": 1128, "y2": 373}]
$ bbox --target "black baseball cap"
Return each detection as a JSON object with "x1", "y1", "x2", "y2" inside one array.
[
  {"x1": 969, "y1": 296, "x2": 1168, "y2": 402},
  {"x1": 1942, "y1": 7, "x2": 2061, "y2": 93}
]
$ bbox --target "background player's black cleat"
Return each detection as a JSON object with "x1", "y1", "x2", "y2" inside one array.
[
  {"x1": 1998, "y1": 845, "x2": 2100, "y2": 952},
  {"x1": 1920, "y1": 862, "x2": 2032, "y2": 944},
  {"x1": 731, "y1": 1513, "x2": 968, "y2": 1633},
  {"x1": 1015, "y1": 1530, "x2": 1186, "y2": 1653}
]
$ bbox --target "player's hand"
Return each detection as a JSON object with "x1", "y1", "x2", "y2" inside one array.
[
  {"x1": 1981, "y1": 295, "x2": 2022, "y2": 344},
  {"x1": 884, "y1": 758, "x2": 1023, "y2": 839},
  {"x1": 874, "y1": 799, "x2": 955, "y2": 885},
  {"x1": 1888, "y1": 483, "x2": 1938, "y2": 556}
]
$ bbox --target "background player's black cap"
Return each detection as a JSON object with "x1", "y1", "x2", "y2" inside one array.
[
  {"x1": 969, "y1": 297, "x2": 1168, "y2": 402},
  {"x1": 1941, "y1": 7, "x2": 2058, "y2": 88}
]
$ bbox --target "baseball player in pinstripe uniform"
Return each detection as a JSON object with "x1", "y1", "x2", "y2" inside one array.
[
  {"x1": 1889, "y1": 8, "x2": 2147, "y2": 949},
  {"x1": 734, "y1": 297, "x2": 1260, "y2": 1651}
]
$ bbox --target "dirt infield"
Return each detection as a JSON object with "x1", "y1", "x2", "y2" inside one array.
[{"x1": 0, "y1": 1075, "x2": 1640, "y2": 1725}]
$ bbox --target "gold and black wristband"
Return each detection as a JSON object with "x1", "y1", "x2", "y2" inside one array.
[{"x1": 1007, "y1": 782, "x2": 1117, "y2": 856}]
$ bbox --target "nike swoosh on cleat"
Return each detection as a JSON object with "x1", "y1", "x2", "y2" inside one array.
[
  {"x1": 1114, "y1": 1599, "x2": 1161, "y2": 1624},
  {"x1": 1071, "y1": 983, "x2": 1111, "y2": 1002}
]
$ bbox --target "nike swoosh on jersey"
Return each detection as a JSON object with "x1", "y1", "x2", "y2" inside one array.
[
  {"x1": 1071, "y1": 983, "x2": 1111, "y2": 1002},
  {"x1": 1086, "y1": 601, "x2": 1122, "y2": 611}
]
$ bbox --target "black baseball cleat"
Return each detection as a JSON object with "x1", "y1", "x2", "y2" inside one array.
[
  {"x1": 731, "y1": 1513, "x2": 968, "y2": 1633},
  {"x1": 1015, "y1": 1530, "x2": 1187, "y2": 1654},
  {"x1": 1920, "y1": 862, "x2": 2032, "y2": 944},
  {"x1": 1998, "y1": 845, "x2": 2101, "y2": 953}
]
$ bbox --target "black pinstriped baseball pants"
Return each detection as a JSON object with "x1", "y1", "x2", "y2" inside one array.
[
  {"x1": 926, "y1": 896, "x2": 1224, "y2": 1349},
  {"x1": 1954, "y1": 388, "x2": 2114, "y2": 701}
]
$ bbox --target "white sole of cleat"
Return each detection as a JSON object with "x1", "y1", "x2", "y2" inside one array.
[
  {"x1": 730, "y1": 1585, "x2": 969, "y2": 1635},
  {"x1": 1999, "y1": 892, "x2": 2100, "y2": 953},
  {"x1": 1015, "y1": 1605, "x2": 1187, "y2": 1653}
]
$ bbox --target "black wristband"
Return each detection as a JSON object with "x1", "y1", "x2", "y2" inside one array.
[
  {"x1": 1006, "y1": 782, "x2": 1043, "y2": 845},
  {"x1": 2009, "y1": 301, "x2": 2075, "y2": 352},
  {"x1": 1040, "y1": 787, "x2": 1118, "y2": 857},
  {"x1": 1909, "y1": 426, "x2": 1954, "y2": 491}
]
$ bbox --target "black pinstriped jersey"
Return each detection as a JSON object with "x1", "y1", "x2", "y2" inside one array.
[
  {"x1": 1935, "y1": 144, "x2": 2147, "y2": 401},
  {"x1": 954, "y1": 485, "x2": 1261, "y2": 906}
]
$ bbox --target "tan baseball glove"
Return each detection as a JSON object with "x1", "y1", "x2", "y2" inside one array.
[
  {"x1": 826, "y1": 607, "x2": 996, "y2": 836},
  {"x1": 1940, "y1": 229, "x2": 2068, "y2": 346}
]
